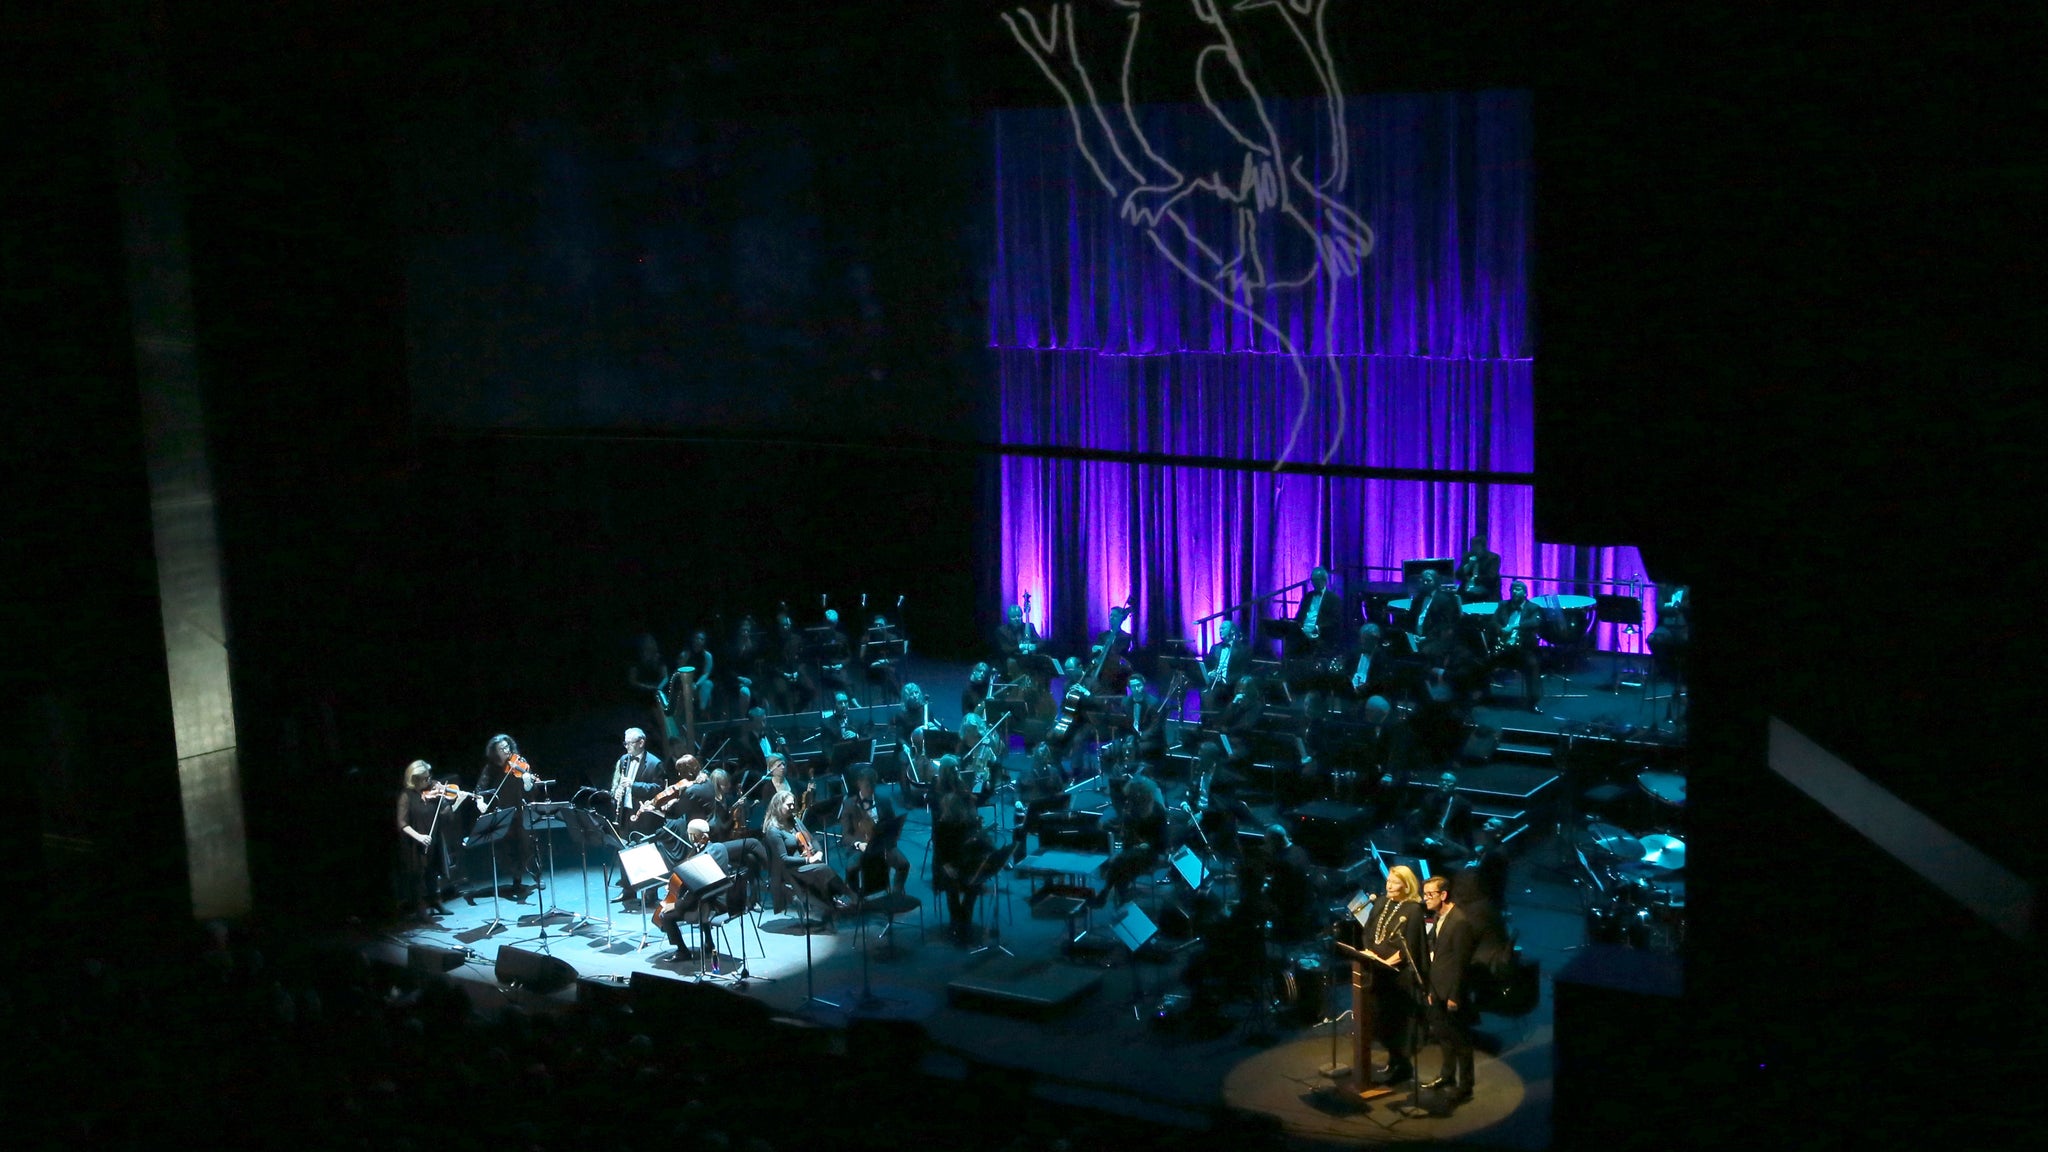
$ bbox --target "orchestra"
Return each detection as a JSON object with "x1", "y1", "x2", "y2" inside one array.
[{"x1": 391, "y1": 567, "x2": 1667, "y2": 1114}]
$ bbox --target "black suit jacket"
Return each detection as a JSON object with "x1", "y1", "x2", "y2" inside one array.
[
  {"x1": 1203, "y1": 638, "x2": 1251, "y2": 687},
  {"x1": 1490, "y1": 598, "x2": 1542, "y2": 652},
  {"x1": 1294, "y1": 586, "x2": 1344, "y2": 645},
  {"x1": 1403, "y1": 589, "x2": 1461, "y2": 653},
  {"x1": 1427, "y1": 904, "x2": 1481, "y2": 1004},
  {"x1": 1454, "y1": 550, "x2": 1501, "y2": 600},
  {"x1": 995, "y1": 621, "x2": 1042, "y2": 660}
]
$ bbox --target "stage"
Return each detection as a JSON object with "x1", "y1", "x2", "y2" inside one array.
[{"x1": 366, "y1": 653, "x2": 1686, "y2": 1148}]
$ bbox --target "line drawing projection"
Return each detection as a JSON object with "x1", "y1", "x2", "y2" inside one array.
[{"x1": 1002, "y1": 0, "x2": 1373, "y2": 467}]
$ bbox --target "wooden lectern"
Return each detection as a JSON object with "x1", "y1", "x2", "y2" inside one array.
[{"x1": 1333, "y1": 939, "x2": 1400, "y2": 1100}]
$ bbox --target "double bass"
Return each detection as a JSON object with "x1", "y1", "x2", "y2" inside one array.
[{"x1": 1047, "y1": 600, "x2": 1134, "y2": 744}]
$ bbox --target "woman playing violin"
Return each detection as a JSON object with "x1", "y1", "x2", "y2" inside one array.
[
  {"x1": 477, "y1": 734, "x2": 542, "y2": 896},
  {"x1": 397, "y1": 760, "x2": 468, "y2": 917}
]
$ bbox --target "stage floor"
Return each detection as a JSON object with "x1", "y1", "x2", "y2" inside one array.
[{"x1": 369, "y1": 651, "x2": 1684, "y2": 1147}]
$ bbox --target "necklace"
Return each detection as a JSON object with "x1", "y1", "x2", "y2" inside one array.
[{"x1": 1373, "y1": 897, "x2": 1405, "y2": 946}]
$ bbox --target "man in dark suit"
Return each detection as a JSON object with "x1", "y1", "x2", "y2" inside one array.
[
  {"x1": 607, "y1": 728, "x2": 669, "y2": 820},
  {"x1": 1422, "y1": 875, "x2": 1481, "y2": 1104},
  {"x1": 1402, "y1": 569, "x2": 1462, "y2": 664},
  {"x1": 1453, "y1": 534, "x2": 1501, "y2": 604},
  {"x1": 841, "y1": 766, "x2": 909, "y2": 894},
  {"x1": 1201, "y1": 620, "x2": 1252, "y2": 714},
  {"x1": 1123, "y1": 673, "x2": 1168, "y2": 774},
  {"x1": 1485, "y1": 581, "x2": 1544, "y2": 713},
  {"x1": 1408, "y1": 770, "x2": 1477, "y2": 870},
  {"x1": 1292, "y1": 566, "x2": 1345, "y2": 657},
  {"x1": 996, "y1": 603, "x2": 1058, "y2": 683}
]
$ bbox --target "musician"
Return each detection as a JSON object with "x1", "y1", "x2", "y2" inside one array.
[
  {"x1": 396, "y1": 760, "x2": 466, "y2": 917},
  {"x1": 706, "y1": 768, "x2": 745, "y2": 841},
  {"x1": 760, "y1": 790, "x2": 854, "y2": 919},
  {"x1": 841, "y1": 767, "x2": 909, "y2": 894},
  {"x1": 1648, "y1": 584, "x2": 1690, "y2": 710},
  {"x1": 1216, "y1": 676, "x2": 1267, "y2": 776},
  {"x1": 958, "y1": 714, "x2": 1001, "y2": 802},
  {"x1": 760, "y1": 753, "x2": 794, "y2": 814},
  {"x1": 629, "y1": 633, "x2": 669, "y2": 747},
  {"x1": 1454, "y1": 818, "x2": 1511, "y2": 912},
  {"x1": 679, "y1": 761, "x2": 720, "y2": 827},
  {"x1": 996, "y1": 603, "x2": 1058, "y2": 684},
  {"x1": 1453, "y1": 534, "x2": 1502, "y2": 603},
  {"x1": 819, "y1": 690, "x2": 864, "y2": 747},
  {"x1": 1347, "y1": 623, "x2": 1390, "y2": 704},
  {"x1": 932, "y1": 788, "x2": 993, "y2": 942},
  {"x1": 1100, "y1": 774, "x2": 1168, "y2": 904},
  {"x1": 696, "y1": 816, "x2": 772, "y2": 908},
  {"x1": 729, "y1": 615, "x2": 763, "y2": 713},
  {"x1": 893, "y1": 683, "x2": 930, "y2": 743},
  {"x1": 475, "y1": 734, "x2": 541, "y2": 895},
  {"x1": 608, "y1": 728, "x2": 667, "y2": 821},
  {"x1": 652, "y1": 819, "x2": 771, "y2": 959},
  {"x1": 1014, "y1": 741, "x2": 1068, "y2": 832},
  {"x1": 956, "y1": 663, "x2": 990, "y2": 717},
  {"x1": 676, "y1": 631, "x2": 717, "y2": 715},
  {"x1": 1422, "y1": 875, "x2": 1480, "y2": 1103},
  {"x1": 1402, "y1": 569, "x2": 1462, "y2": 663},
  {"x1": 1201, "y1": 620, "x2": 1252, "y2": 714},
  {"x1": 1486, "y1": 581, "x2": 1544, "y2": 713},
  {"x1": 768, "y1": 610, "x2": 811, "y2": 713},
  {"x1": 735, "y1": 707, "x2": 789, "y2": 780},
  {"x1": 628, "y1": 633, "x2": 668, "y2": 700},
  {"x1": 1409, "y1": 771, "x2": 1477, "y2": 872},
  {"x1": 1251, "y1": 823, "x2": 1319, "y2": 942},
  {"x1": 1293, "y1": 566, "x2": 1345, "y2": 657},
  {"x1": 1362, "y1": 865, "x2": 1429, "y2": 1085},
  {"x1": 1123, "y1": 674, "x2": 1167, "y2": 775},
  {"x1": 860, "y1": 612, "x2": 906, "y2": 701},
  {"x1": 814, "y1": 608, "x2": 854, "y2": 694}
]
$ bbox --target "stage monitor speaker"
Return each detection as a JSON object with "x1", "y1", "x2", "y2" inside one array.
[
  {"x1": 407, "y1": 944, "x2": 468, "y2": 973},
  {"x1": 494, "y1": 945, "x2": 576, "y2": 994}
]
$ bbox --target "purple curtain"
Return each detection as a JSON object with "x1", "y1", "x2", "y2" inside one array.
[{"x1": 992, "y1": 91, "x2": 1654, "y2": 651}]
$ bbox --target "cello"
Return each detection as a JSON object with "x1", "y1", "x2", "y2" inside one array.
[{"x1": 1046, "y1": 599, "x2": 1134, "y2": 744}]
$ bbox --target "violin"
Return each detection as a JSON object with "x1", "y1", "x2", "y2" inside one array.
[
  {"x1": 423, "y1": 782, "x2": 469, "y2": 803},
  {"x1": 503, "y1": 754, "x2": 534, "y2": 778}
]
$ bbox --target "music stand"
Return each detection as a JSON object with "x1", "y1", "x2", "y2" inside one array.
[
  {"x1": 671, "y1": 852, "x2": 740, "y2": 982},
  {"x1": 1109, "y1": 902, "x2": 1160, "y2": 1021},
  {"x1": 616, "y1": 842, "x2": 670, "y2": 952},
  {"x1": 559, "y1": 808, "x2": 621, "y2": 936},
  {"x1": 521, "y1": 800, "x2": 574, "y2": 928},
  {"x1": 965, "y1": 843, "x2": 1014, "y2": 958},
  {"x1": 462, "y1": 807, "x2": 520, "y2": 936},
  {"x1": 1594, "y1": 594, "x2": 1645, "y2": 691},
  {"x1": 1169, "y1": 843, "x2": 1211, "y2": 894}
]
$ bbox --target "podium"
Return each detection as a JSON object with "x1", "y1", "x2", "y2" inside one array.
[{"x1": 1332, "y1": 937, "x2": 1401, "y2": 1101}]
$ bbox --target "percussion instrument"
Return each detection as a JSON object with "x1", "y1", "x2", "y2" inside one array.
[
  {"x1": 1583, "y1": 822, "x2": 1646, "y2": 862},
  {"x1": 1385, "y1": 597, "x2": 1500, "y2": 616},
  {"x1": 1635, "y1": 832, "x2": 1686, "y2": 871},
  {"x1": 1278, "y1": 949, "x2": 1334, "y2": 1027},
  {"x1": 1637, "y1": 770, "x2": 1687, "y2": 809}
]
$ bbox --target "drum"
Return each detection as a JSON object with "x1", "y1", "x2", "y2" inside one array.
[
  {"x1": 1637, "y1": 770, "x2": 1687, "y2": 809},
  {"x1": 1278, "y1": 949, "x2": 1334, "y2": 1027}
]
